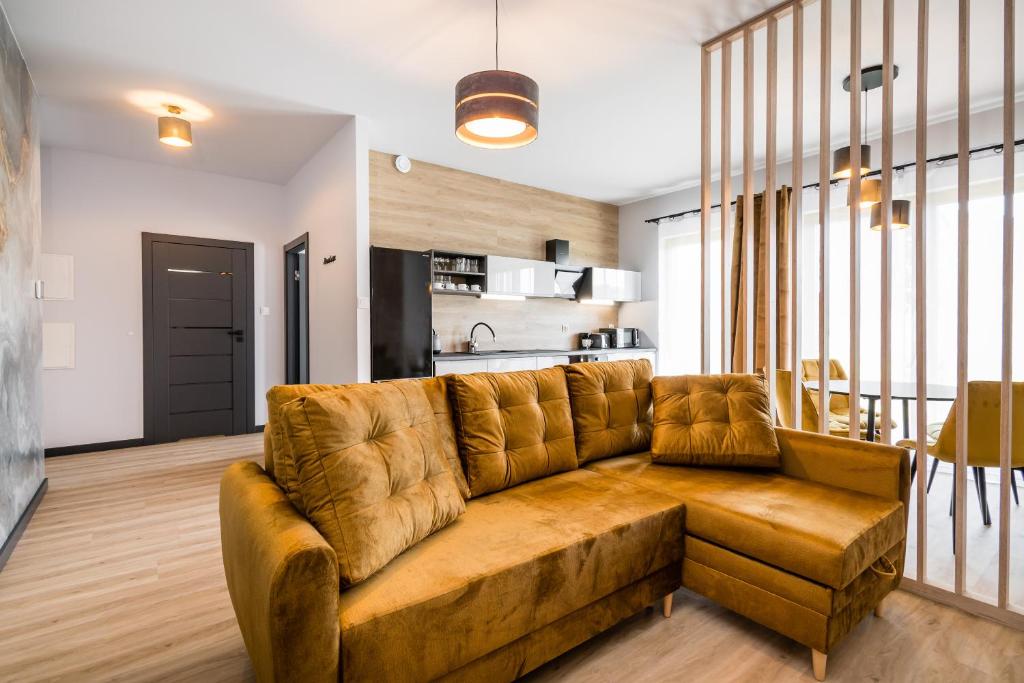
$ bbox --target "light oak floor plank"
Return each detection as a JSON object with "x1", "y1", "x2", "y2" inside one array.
[{"x1": 1, "y1": 434, "x2": 1021, "y2": 682}]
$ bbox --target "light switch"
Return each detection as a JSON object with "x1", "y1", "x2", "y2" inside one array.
[
  {"x1": 357, "y1": 297, "x2": 370, "y2": 310},
  {"x1": 259, "y1": 306, "x2": 271, "y2": 316}
]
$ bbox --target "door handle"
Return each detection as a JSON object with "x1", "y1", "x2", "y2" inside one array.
[{"x1": 228, "y1": 329, "x2": 244, "y2": 340}]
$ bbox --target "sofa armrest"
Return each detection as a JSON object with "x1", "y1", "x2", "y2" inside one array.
[
  {"x1": 220, "y1": 461, "x2": 339, "y2": 683},
  {"x1": 775, "y1": 427, "x2": 911, "y2": 512}
]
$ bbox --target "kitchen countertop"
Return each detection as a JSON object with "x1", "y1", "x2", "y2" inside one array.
[{"x1": 434, "y1": 347, "x2": 656, "y2": 361}]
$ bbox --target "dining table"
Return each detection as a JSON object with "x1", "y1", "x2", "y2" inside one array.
[{"x1": 805, "y1": 379, "x2": 957, "y2": 442}]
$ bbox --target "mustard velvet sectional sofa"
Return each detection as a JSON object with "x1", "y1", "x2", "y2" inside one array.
[{"x1": 220, "y1": 360, "x2": 910, "y2": 683}]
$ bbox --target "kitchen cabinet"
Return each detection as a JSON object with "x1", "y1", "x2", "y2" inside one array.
[
  {"x1": 434, "y1": 359, "x2": 488, "y2": 376},
  {"x1": 604, "y1": 350, "x2": 656, "y2": 373},
  {"x1": 486, "y1": 256, "x2": 555, "y2": 298},
  {"x1": 435, "y1": 351, "x2": 655, "y2": 377},
  {"x1": 485, "y1": 356, "x2": 538, "y2": 373},
  {"x1": 536, "y1": 355, "x2": 571, "y2": 369},
  {"x1": 578, "y1": 267, "x2": 642, "y2": 303}
]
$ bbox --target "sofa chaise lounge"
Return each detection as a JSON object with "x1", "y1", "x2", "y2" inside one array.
[{"x1": 220, "y1": 360, "x2": 909, "y2": 682}]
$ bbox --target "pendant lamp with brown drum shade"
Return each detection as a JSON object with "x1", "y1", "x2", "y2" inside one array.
[{"x1": 455, "y1": 1, "x2": 538, "y2": 149}]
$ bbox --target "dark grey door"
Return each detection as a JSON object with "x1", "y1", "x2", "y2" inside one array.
[
  {"x1": 284, "y1": 233, "x2": 309, "y2": 384},
  {"x1": 143, "y1": 234, "x2": 255, "y2": 443}
]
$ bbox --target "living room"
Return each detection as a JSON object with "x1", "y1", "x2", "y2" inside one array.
[{"x1": 1, "y1": 0, "x2": 1022, "y2": 681}]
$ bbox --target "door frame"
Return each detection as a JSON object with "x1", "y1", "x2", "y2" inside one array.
[
  {"x1": 283, "y1": 233, "x2": 310, "y2": 384},
  {"x1": 142, "y1": 232, "x2": 256, "y2": 444}
]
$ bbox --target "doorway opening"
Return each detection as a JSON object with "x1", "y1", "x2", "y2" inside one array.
[{"x1": 284, "y1": 233, "x2": 309, "y2": 384}]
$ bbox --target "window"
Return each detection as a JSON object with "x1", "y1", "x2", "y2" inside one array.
[{"x1": 659, "y1": 211, "x2": 722, "y2": 375}]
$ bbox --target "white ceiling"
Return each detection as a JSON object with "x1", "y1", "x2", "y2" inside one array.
[{"x1": 3, "y1": 0, "x2": 1021, "y2": 204}]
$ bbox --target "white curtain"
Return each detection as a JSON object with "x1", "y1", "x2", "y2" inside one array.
[{"x1": 659, "y1": 210, "x2": 722, "y2": 375}]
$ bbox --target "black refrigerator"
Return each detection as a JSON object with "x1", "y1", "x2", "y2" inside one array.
[{"x1": 370, "y1": 246, "x2": 433, "y2": 381}]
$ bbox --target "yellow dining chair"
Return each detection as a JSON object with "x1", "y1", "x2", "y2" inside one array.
[
  {"x1": 897, "y1": 381, "x2": 1024, "y2": 530},
  {"x1": 800, "y1": 358, "x2": 849, "y2": 414},
  {"x1": 776, "y1": 369, "x2": 873, "y2": 439},
  {"x1": 800, "y1": 358, "x2": 894, "y2": 431}
]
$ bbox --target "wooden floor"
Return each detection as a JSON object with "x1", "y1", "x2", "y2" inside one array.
[{"x1": 1, "y1": 434, "x2": 1022, "y2": 683}]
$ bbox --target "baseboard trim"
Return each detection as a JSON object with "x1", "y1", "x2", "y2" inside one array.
[
  {"x1": 46, "y1": 428, "x2": 264, "y2": 457},
  {"x1": 45, "y1": 439, "x2": 145, "y2": 457},
  {"x1": 0, "y1": 478, "x2": 47, "y2": 573}
]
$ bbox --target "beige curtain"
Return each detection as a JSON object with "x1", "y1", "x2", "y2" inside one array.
[{"x1": 730, "y1": 186, "x2": 792, "y2": 374}]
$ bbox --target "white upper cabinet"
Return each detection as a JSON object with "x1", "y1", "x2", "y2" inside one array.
[
  {"x1": 580, "y1": 267, "x2": 642, "y2": 302},
  {"x1": 485, "y1": 256, "x2": 555, "y2": 298}
]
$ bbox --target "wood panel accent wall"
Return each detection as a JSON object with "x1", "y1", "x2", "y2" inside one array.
[{"x1": 369, "y1": 151, "x2": 621, "y2": 352}]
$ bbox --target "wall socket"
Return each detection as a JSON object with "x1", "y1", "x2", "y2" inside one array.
[{"x1": 560, "y1": 323, "x2": 569, "y2": 333}]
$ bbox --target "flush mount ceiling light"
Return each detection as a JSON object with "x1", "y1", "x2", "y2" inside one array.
[
  {"x1": 455, "y1": 0, "x2": 538, "y2": 149},
  {"x1": 870, "y1": 199, "x2": 911, "y2": 231},
  {"x1": 158, "y1": 105, "x2": 193, "y2": 148}
]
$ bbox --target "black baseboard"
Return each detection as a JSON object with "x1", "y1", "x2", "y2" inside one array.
[
  {"x1": 0, "y1": 478, "x2": 47, "y2": 573},
  {"x1": 45, "y1": 439, "x2": 145, "y2": 457},
  {"x1": 46, "y1": 427, "x2": 265, "y2": 457}
]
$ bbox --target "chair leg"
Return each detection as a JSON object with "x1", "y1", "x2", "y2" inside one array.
[
  {"x1": 910, "y1": 454, "x2": 917, "y2": 484},
  {"x1": 1012, "y1": 469, "x2": 1020, "y2": 506},
  {"x1": 927, "y1": 457, "x2": 940, "y2": 493},
  {"x1": 949, "y1": 474, "x2": 955, "y2": 517},
  {"x1": 812, "y1": 649, "x2": 827, "y2": 681},
  {"x1": 874, "y1": 595, "x2": 886, "y2": 618},
  {"x1": 975, "y1": 467, "x2": 992, "y2": 526},
  {"x1": 950, "y1": 476, "x2": 956, "y2": 553},
  {"x1": 662, "y1": 593, "x2": 673, "y2": 618}
]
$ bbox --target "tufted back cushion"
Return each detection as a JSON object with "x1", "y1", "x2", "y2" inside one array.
[
  {"x1": 266, "y1": 383, "x2": 340, "y2": 507},
  {"x1": 413, "y1": 376, "x2": 471, "y2": 499},
  {"x1": 280, "y1": 381, "x2": 465, "y2": 586},
  {"x1": 564, "y1": 359, "x2": 654, "y2": 463},
  {"x1": 651, "y1": 373, "x2": 780, "y2": 468},
  {"x1": 448, "y1": 367, "x2": 578, "y2": 497}
]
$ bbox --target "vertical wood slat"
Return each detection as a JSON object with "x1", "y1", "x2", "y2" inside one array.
[
  {"x1": 722, "y1": 41, "x2": 733, "y2": 373},
  {"x1": 998, "y1": 0, "x2": 1014, "y2": 610},
  {"x1": 848, "y1": 0, "x2": 862, "y2": 440},
  {"x1": 880, "y1": 0, "x2": 894, "y2": 445},
  {"x1": 819, "y1": 0, "x2": 832, "y2": 434},
  {"x1": 701, "y1": 46, "x2": 712, "y2": 374},
  {"x1": 765, "y1": 16, "x2": 778, "y2": 405},
  {"x1": 743, "y1": 27, "x2": 756, "y2": 373},
  {"x1": 724, "y1": 40, "x2": 733, "y2": 374},
  {"x1": 955, "y1": 0, "x2": 969, "y2": 593},
  {"x1": 791, "y1": 1, "x2": 804, "y2": 426},
  {"x1": 915, "y1": 0, "x2": 930, "y2": 584}
]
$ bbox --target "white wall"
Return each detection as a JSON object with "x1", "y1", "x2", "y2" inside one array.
[
  {"x1": 40, "y1": 147, "x2": 288, "y2": 448},
  {"x1": 284, "y1": 116, "x2": 370, "y2": 384}
]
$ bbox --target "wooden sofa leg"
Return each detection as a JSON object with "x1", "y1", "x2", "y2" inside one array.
[
  {"x1": 874, "y1": 596, "x2": 886, "y2": 618},
  {"x1": 812, "y1": 649, "x2": 827, "y2": 681},
  {"x1": 662, "y1": 593, "x2": 673, "y2": 618}
]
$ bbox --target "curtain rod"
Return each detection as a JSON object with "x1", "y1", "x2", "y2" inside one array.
[{"x1": 645, "y1": 138, "x2": 1024, "y2": 224}]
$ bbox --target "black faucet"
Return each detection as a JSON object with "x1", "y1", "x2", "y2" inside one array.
[{"x1": 469, "y1": 322, "x2": 496, "y2": 354}]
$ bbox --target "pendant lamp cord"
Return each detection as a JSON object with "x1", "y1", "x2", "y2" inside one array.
[
  {"x1": 864, "y1": 88, "x2": 868, "y2": 137},
  {"x1": 494, "y1": 0, "x2": 499, "y2": 70}
]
